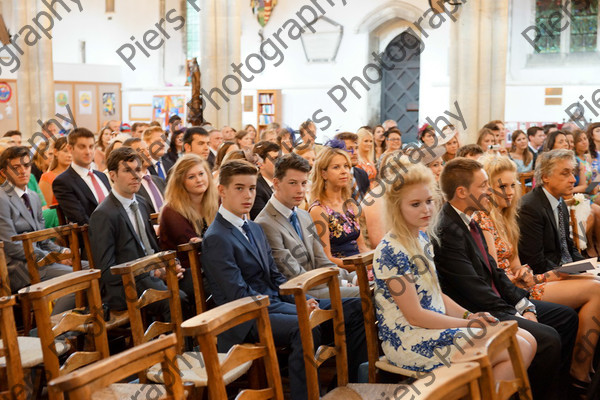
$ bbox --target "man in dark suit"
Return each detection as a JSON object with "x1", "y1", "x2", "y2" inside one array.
[
  {"x1": 527, "y1": 126, "x2": 545, "y2": 167},
  {"x1": 143, "y1": 126, "x2": 173, "y2": 180},
  {"x1": 53, "y1": 128, "x2": 111, "y2": 225},
  {"x1": 518, "y1": 149, "x2": 584, "y2": 274},
  {"x1": 206, "y1": 127, "x2": 222, "y2": 170},
  {"x1": 0, "y1": 146, "x2": 74, "y2": 313},
  {"x1": 89, "y1": 147, "x2": 186, "y2": 317},
  {"x1": 249, "y1": 141, "x2": 280, "y2": 220},
  {"x1": 434, "y1": 157, "x2": 578, "y2": 400},
  {"x1": 202, "y1": 160, "x2": 367, "y2": 400},
  {"x1": 335, "y1": 132, "x2": 369, "y2": 200},
  {"x1": 123, "y1": 137, "x2": 165, "y2": 213}
]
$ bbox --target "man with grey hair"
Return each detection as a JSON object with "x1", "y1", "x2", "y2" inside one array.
[
  {"x1": 518, "y1": 149, "x2": 584, "y2": 275},
  {"x1": 382, "y1": 119, "x2": 397, "y2": 131}
]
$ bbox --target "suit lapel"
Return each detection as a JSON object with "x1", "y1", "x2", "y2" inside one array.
[
  {"x1": 6, "y1": 188, "x2": 36, "y2": 229},
  {"x1": 444, "y1": 204, "x2": 490, "y2": 273},
  {"x1": 110, "y1": 194, "x2": 142, "y2": 250},
  {"x1": 70, "y1": 167, "x2": 98, "y2": 206},
  {"x1": 536, "y1": 188, "x2": 559, "y2": 234},
  {"x1": 217, "y1": 214, "x2": 265, "y2": 270},
  {"x1": 269, "y1": 203, "x2": 313, "y2": 265}
]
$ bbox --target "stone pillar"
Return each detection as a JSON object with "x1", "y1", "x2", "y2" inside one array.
[
  {"x1": 200, "y1": 0, "x2": 242, "y2": 129},
  {"x1": 449, "y1": 0, "x2": 508, "y2": 143},
  {"x1": 15, "y1": 0, "x2": 54, "y2": 138}
]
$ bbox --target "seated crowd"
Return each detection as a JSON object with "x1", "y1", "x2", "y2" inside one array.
[{"x1": 2, "y1": 115, "x2": 600, "y2": 399}]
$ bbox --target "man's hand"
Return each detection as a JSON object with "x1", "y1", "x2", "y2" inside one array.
[
  {"x1": 468, "y1": 311, "x2": 499, "y2": 325},
  {"x1": 307, "y1": 298, "x2": 319, "y2": 312},
  {"x1": 175, "y1": 264, "x2": 185, "y2": 280},
  {"x1": 515, "y1": 266, "x2": 535, "y2": 289},
  {"x1": 522, "y1": 311, "x2": 537, "y2": 322}
]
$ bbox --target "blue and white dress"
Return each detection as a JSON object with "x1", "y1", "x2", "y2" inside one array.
[{"x1": 373, "y1": 232, "x2": 479, "y2": 372}]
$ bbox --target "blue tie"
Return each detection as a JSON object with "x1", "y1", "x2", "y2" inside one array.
[
  {"x1": 156, "y1": 161, "x2": 165, "y2": 179},
  {"x1": 242, "y1": 221, "x2": 258, "y2": 250},
  {"x1": 289, "y1": 211, "x2": 303, "y2": 240}
]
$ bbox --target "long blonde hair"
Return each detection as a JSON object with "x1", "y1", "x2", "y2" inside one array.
[
  {"x1": 382, "y1": 155, "x2": 439, "y2": 270},
  {"x1": 357, "y1": 128, "x2": 374, "y2": 164},
  {"x1": 479, "y1": 154, "x2": 521, "y2": 252},
  {"x1": 162, "y1": 154, "x2": 218, "y2": 234},
  {"x1": 310, "y1": 146, "x2": 352, "y2": 203}
]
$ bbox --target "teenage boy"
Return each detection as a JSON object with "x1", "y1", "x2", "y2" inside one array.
[
  {"x1": 202, "y1": 160, "x2": 367, "y2": 400},
  {"x1": 256, "y1": 153, "x2": 359, "y2": 297}
]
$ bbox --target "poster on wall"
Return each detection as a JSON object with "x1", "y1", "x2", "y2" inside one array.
[
  {"x1": 55, "y1": 90, "x2": 69, "y2": 115},
  {"x1": 166, "y1": 95, "x2": 185, "y2": 121},
  {"x1": 152, "y1": 95, "x2": 186, "y2": 127},
  {"x1": 152, "y1": 96, "x2": 166, "y2": 125},
  {"x1": 102, "y1": 92, "x2": 116, "y2": 116},
  {"x1": 79, "y1": 91, "x2": 92, "y2": 115}
]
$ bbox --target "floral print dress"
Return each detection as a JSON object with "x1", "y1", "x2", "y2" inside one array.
[
  {"x1": 473, "y1": 212, "x2": 545, "y2": 300},
  {"x1": 309, "y1": 200, "x2": 360, "y2": 258},
  {"x1": 372, "y1": 232, "x2": 480, "y2": 372}
]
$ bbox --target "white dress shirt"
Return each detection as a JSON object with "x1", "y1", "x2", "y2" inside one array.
[
  {"x1": 71, "y1": 162, "x2": 109, "y2": 201},
  {"x1": 219, "y1": 205, "x2": 251, "y2": 241},
  {"x1": 112, "y1": 190, "x2": 142, "y2": 237},
  {"x1": 270, "y1": 195, "x2": 297, "y2": 220}
]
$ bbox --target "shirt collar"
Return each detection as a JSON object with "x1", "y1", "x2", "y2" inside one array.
[
  {"x1": 112, "y1": 189, "x2": 137, "y2": 209},
  {"x1": 450, "y1": 203, "x2": 472, "y2": 228},
  {"x1": 71, "y1": 162, "x2": 92, "y2": 178},
  {"x1": 270, "y1": 194, "x2": 296, "y2": 219},
  {"x1": 219, "y1": 204, "x2": 247, "y2": 229},
  {"x1": 11, "y1": 182, "x2": 28, "y2": 198},
  {"x1": 542, "y1": 187, "x2": 561, "y2": 210}
]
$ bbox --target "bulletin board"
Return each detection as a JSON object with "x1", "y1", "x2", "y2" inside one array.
[{"x1": 0, "y1": 80, "x2": 18, "y2": 133}]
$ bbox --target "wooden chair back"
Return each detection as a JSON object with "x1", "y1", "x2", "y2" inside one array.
[
  {"x1": 518, "y1": 172, "x2": 533, "y2": 195},
  {"x1": 48, "y1": 334, "x2": 186, "y2": 400},
  {"x1": 110, "y1": 251, "x2": 184, "y2": 353},
  {"x1": 279, "y1": 267, "x2": 347, "y2": 399},
  {"x1": 177, "y1": 240, "x2": 207, "y2": 314},
  {"x1": 150, "y1": 212, "x2": 159, "y2": 225},
  {"x1": 17, "y1": 269, "x2": 110, "y2": 400},
  {"x1": 49, "y1": 204, "x2": 67, "y2": 226},
  {"x1": 0, "y1": 242, "x2": 10, "y2": 297},
  {"x1": 77, "y1": 224, "x2": 95, "y2": 270},
  {"x1": 0, "y1": 295, "x2": 29, "y2": 400},
  {"x1": 570, "y1": 208, "x2": 581, "y2": 252},
  {"x1": 181, "y1": 295, "x2": 283, "y2": 400},
  {"x1": 452, "y1": 320, "x2": 532, "y2": 400}
]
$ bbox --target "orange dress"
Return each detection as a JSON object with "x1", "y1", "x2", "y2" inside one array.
[
  {"x1": 357, "y1": 159, "x2": 377, "y2": 182},
  {"x1": 39, "y1": 170, "x2": 58, "y2": 206},
  {"x1": 473, "y1": 212, "x2": 546, "y2": 300}
]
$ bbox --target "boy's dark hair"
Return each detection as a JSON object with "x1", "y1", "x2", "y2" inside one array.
[
  {"x1": 335, "y1": 132, "x2": 359, "y2": 142},
  {"x1": 456, "y1": 144, "x2": 484, "y2": 158},
  {"x1": 219, "y1": 160, "x2": 258, "y2": 187},
  {"x1": 169, "y1": 115, "x2": 182, "y2": 125},
  {"x1": 4, "y1": 130, "x2": 21, "y2": 138},
  {"x1": 274, "y1": 153, "x2": 310, "y2": 180},
  {"x1": 0, "y1": 146, "x2": 30, "y2": 170},
  {"x1": 123, "y1": 137, "x2": 142, "y2": 147},
  {"x1": 183, "y1": 127, "x2": 208, "y2": 148},
  {"x1": 67, "y1": 127, "x2": 95, "y2": 146},
  {"x1": 106, "y1": 146, "x2": 142, "y2": 173},
  {"x1": 439, "y1": 157, "x2": 483, "y2": 201},
  {"x1": 253, "y1": 141, "x2": 280, "y2": 161},
  {"x1": 527, "y1": 126, "x2": 543, "y2": 139}
]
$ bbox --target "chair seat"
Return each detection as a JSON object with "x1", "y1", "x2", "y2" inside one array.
[
  {"x1": 322, "y1": 383, "x2": 407, "y2": 399},
  {"x1": 0, "y1": 337, "x2": 69, "y2": 368},
  {"x1": 375, "y1": 356, "x2": 420, "y2": 378},
  {"x1": 146, "y1": 351, "x2": 252, "y2": 387},
  {"x1": 92, "y1": 383, "x2": 166, "y2": 400}
]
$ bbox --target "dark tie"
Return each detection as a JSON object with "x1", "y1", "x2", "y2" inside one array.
[
  {"x1": 156, "y1": 161, "x2": 165, "y2": 179},
  {"x1": 142, "y1": 175, "x2": 163, "y2": 210},
  {"x1": 242, "y1": 221, "x2": 259, "y2": 250},
  {"x1": 88, "y1": 171, "x2": 106, "y2": 203},
  {"x1": 469, "y1": 219, "x2": 500, "y2": 296},
  {"x1": 557, "y1": 201, "x2": 573, "y2": 264},
  {"x1": 21, "y1": 193, "x2": 34, "y2": 217},
  {"x1": 289, "y1": 210, "x2": 303, "y2": 240},
  {"x1": 130, "y1": 201, "x2": 155, "y2": 256}
]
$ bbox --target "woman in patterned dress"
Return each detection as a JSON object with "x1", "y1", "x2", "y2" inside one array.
[
  {"x1": 372, "y1": 155, "x2": 535, "y2": 375},
  {"x1": 475, "y1": 154, "x2": 600, "y2": 387}
]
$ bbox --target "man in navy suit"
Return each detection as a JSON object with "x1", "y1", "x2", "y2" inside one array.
[
  {"x1": 53, "y1": 128, "x2": 111, "y2": 225},
  {"x1": 202, "y1": 160, "x2": 367, "y2": 400}
]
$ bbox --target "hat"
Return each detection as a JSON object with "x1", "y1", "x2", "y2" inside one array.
[{"x1": 120, "y1": 123, "x2": 131, "y2": 132}]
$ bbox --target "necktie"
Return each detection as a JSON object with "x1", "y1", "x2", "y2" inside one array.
[
  {"x1": 88, "y1": 171, "x2": 106, "y2": 203},
  {"x1": 242, "y1": 221, "x2": 258, "y2": 250},
  {"x1": 156, "y1": 161, "x2": 165, "y2": 180},
  {"x1": 289, "y1": 211, "x2": 303, "y2": 240},
  {"x1": 142, "y1": 175, "x2": 163, "y2": 210},
  {"x1": 469, "y1": 219, "x2": 500, "y2": 296},
  {"x1": 21, "y1": 193, "x2": 34, "y2": 217},
  {"x1": 557, "y1": 201, "x2": 573, "y2": 264},
  {"x1": 130, "y1": 201, "x2": 155, "y2": 256}
]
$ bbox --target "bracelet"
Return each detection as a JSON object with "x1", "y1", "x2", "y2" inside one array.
[{"x1": 463, "y1": 311, "x2": 472, "y2": 319}]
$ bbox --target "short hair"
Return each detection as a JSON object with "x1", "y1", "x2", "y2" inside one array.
[
  {"x1": 42, "y1": 120, "x2": 58, "y2": 131},
  {"x1": 335, "y1": 132, "x2": 359, "y2": 142},
  {"x1": 168, "y1": 115, "x2": 182, "y2": 125},
  {"x1": 4, "y1": 130, "x2": 21, "y2": 138},
  {"x1": 259, "y1": 128, "x2": 277, "y2": 141},
  {"x1": 143, "y1": 126, "x2": 164, "y2": 142},
  {"x1": 219, "y1": 160, "x2": 258, "y2": 186},
  {"x1": 274, "y1": 153, "x2": 310, "y2": 180},
  {"x1": 131, "y1": 122, "x2": 148, "y2": 132},
  {"x1": 123, "y1": 137, "x2": 142, "y2": 147},
  {"x1": 483, "y1": 122, "x2": 500, "y2": 131},
  {"x1": 67, "y1": 127, "x2": 95, "y2": 146},
  {"x1": 439, "y1": 157, "x2": 483, "y2": 201},
  {"x1": 543, "y1": 124, "x2": 558, "y2": 134},
  {"x1": 149, "y1": 121, "x2": 162, "y2": 127},
  {"x1": 0, "y1": 146, "x2": 30, "y2": 170},
  {"x1": 384, "y1": 127, "x2": 402, "y2": 138},
  {"x1": 527, "y1": 126, "x2": 543, "y2": 139},
  {"x1": 456, "y1": 144, "x2": 484, "y2": 158},
  {"x1": 253, "y1": 141, "x2": 280, "y2": 160},
  {"x1": 183, "y1": 127, "x2": 208, "y2": 147},
  {"x1": 534, "y1": 149, "x2": 575, "y2": 186},
  {"x1": 106, "y1": 146, "x2": 142, "y2": 173}
]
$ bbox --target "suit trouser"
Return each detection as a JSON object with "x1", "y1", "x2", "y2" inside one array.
[
  {"x1": 249, "y1": 298, "x2": 367, "y2": 400},
  {"x1": 494, "y1": 300, "x2": 578, "y2": 400}
]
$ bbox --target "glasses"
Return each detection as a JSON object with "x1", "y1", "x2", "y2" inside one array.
[{"x1": 387, "y1": 138, "x2": 401, "y2": 142}]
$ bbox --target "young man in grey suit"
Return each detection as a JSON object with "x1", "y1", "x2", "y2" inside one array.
[
  {"x1": 255, "y1": 153, "x2": 359, "y2": 298},
  {"x1": 0, "y1": 146, "x2": 74, "y2": 313}
]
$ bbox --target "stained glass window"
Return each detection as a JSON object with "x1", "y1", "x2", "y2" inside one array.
[
  {"x1": 570, "y1": 0, "x2": 598, "y2": 52},
  {"x1": 535, "y1": 0, "x2": 562, "y2": 53},
  {"x1": 186, "y1": 4, "x2": 201, "y2": 60}
]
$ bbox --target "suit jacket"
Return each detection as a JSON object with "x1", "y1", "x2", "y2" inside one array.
[
  {"x1": 207, "y1": 150, "x2": 216, "y2": 171},
  {"x1": 433, "y1": 203, "x2": 528, "y2": 315},
  {"x1": 148, "y1": 156, "x2": 174, "y2": 179},
  {"x1": 201, "y1": 213, "x2": 291, "y2": 349},
  {"x1": 0, "y1": 183, "x2": 63, "y2": 290},
  {"x1": 89, "y1": 192, "x2": 161, "y2": 310},
  {"x1": 518, "y1": 186, "x2": 584, "y2": 274},
  {"x1": 137, "y1": 174, "x2": 166, "y2": 214},
  {"x1": 249, "y1": 174, "x2": 273, "y2": 220},
  {"x1": 52, "y1": 166, "x2": 110, "y2": 225},
  {"x1": 352, "y1": 167, "x2": 369, "y2": 199}
]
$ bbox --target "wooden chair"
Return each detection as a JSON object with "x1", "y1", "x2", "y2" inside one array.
[
  {"x1": 150, "y1": 212, "x2": 160, "y2": 225},
  {"x1": 110, "y1": 251, "x2": 251, "y2": 391},
  {"x1": 518, "y1": 172, "x2": 533, "y2": 195},
  {"x1": 18, "y1": 269, "x2": 110, "y2": 400},
  {"x1": 341, "y1": 251, "x2": 420, "y2": 382},
  {"x1": 49, "y1": 204, "x2": 67, "y2": 226},
  {"x1": 452, "y1": 320, "x2": 532, "y2": 400},
  {"x1": 177, "y1": 240, "x2": 208, "y2": 314},
  {"x1": 48, "y1": 334, "x2": 188, "y2": 400},
  {"x1": 0, "y1": 295, "x2": 29, "y2": 400},
  {"x1": 181, "y1": 295, "x2": 284, "y2": 400}
]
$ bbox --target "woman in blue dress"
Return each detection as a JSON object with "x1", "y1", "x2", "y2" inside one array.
[{"x1": 372, "y1": 156, "x2": 536, "y2": 376}]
